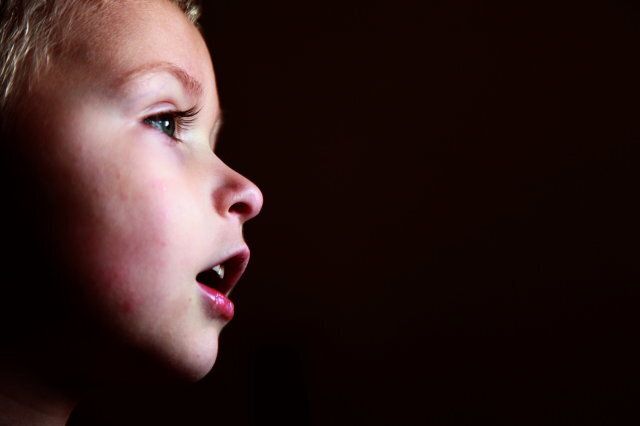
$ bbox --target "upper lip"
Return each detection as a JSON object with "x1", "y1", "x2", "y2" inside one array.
[{"x1": 198, "y1": 246, "x2": 250, "y2": 296}]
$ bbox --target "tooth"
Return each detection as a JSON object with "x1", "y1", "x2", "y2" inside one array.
[{"x1": 212, "y1": 264, "x2": 225, "y2": 279}]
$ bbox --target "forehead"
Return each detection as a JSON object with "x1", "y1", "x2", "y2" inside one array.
[{"x1": 63, "y1": 0, "x2": 215, "y2": 102}]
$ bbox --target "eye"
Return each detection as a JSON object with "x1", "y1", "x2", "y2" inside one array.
[
  {"x1": 144, "y1": 113, "x2": 177, "y2": 139},
  {"x1": 143, "y1": 106, "x2": 200, "y2": 143}
]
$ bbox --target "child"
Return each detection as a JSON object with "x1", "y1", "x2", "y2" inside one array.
[{"x1": 0, "y1": 0, "x2": 263, "y2": 423}]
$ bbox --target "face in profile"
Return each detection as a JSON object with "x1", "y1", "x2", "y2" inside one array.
[{"x1": 10, "y1": 0, "x2": 262, "y2": 382}]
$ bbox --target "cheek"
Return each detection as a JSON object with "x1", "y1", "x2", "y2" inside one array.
[{"x1": 69, "y1": 176, "x2": 193, "y2": 318}]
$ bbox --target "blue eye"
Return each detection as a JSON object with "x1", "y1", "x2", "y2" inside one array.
[
  {"x1": 143, "y1": 106, "x2": 200, "y2": 142},
  {"x1": 144, "y1": 114, "x2": 177, "y2": 139}
]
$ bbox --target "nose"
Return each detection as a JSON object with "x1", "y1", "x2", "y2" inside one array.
[{"x1": 213, "y1": 162, "x2": 263, "y2": 223}]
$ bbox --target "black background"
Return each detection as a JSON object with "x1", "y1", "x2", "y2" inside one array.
[{"x1": 72, "y1": 0, "x2": 640, "y2": 424}]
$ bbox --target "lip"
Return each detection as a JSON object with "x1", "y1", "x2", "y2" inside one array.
[
  {"x1": 197, "y1": 246, "x2": 250, "y2": 321},
  {"x1": 198, "y1": 284, "x2": 235, "y2": 321}
]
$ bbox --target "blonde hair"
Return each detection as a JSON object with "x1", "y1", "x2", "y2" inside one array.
[{"x1": 0, "y1": 0, "x2": 200, "y2": 117}]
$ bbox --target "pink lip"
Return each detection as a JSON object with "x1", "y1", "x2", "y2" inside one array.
[{"x1": 198, "y1": 283, "x2": 235, "y2": 321}]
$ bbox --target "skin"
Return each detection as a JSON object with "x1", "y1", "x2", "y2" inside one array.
[{"x1": 0, "y1": 0, "x2": 262, "y2": 423}]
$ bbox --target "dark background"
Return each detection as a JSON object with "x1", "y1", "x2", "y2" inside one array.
[{"x1": 73, "y1": 0, "x2": 640, "y2": 424}]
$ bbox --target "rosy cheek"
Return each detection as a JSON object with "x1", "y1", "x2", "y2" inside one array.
[
  {"x1": 120, "y1": 300, "x2": 134, "y2": 315},
  {"x1": 95, "y1": 263, "x2": 137, "y2": 304},
  {"x1": 151, "y1": 179, "x2": 169, "y2": 193}
]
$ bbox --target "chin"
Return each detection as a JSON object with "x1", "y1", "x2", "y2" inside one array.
[
  {"x1": 89, "y1": 324, "x2": 223, "y2": 386},
  {"x1": 180, "y1": 346, "x2": 220, "y2": 383},
  {"x1": 165, "y1": 328, "x2": 222, "y2": 383}
]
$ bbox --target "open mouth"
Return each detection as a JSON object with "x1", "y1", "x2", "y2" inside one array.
[{"x1": 195, "y1": 248, "x2": 250, "y2": 296}]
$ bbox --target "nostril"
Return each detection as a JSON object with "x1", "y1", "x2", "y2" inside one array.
[
  {"x1": 229, "y1": 201, "x2": 252, "y2": 216},
  {"x1": 228, "y1": 186, "x2": 263, "y2": 221}
]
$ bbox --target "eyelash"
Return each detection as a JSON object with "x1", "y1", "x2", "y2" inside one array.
[{"x1": 143, "y1": 105, "x2": 200, "y2": 143}]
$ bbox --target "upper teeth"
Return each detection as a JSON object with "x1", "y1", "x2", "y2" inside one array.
[{"x1": 212, "y1": 264, "x2": 225, "y2": 279}]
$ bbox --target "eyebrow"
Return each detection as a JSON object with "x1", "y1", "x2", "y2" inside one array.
[{"x1": 114, "y1": 61, "x2": 204, "y2": 100}]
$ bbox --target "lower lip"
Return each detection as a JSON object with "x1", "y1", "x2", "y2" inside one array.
[{"x1": 198, "y1": 283, "x2": 235, "y2": 321}]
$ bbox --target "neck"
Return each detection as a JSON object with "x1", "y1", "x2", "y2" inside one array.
[{"x1": 0, "y1": 353, "x2": 78, "y2": 426}]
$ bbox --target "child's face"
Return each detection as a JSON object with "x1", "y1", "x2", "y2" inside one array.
[{"x1": 14, "y1": 1, "x2": 262, "y2": 380}]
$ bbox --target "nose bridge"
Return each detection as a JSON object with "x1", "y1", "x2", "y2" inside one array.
[{"x1": 212, "y1": 158, "x2": 263, "y2": 223}]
